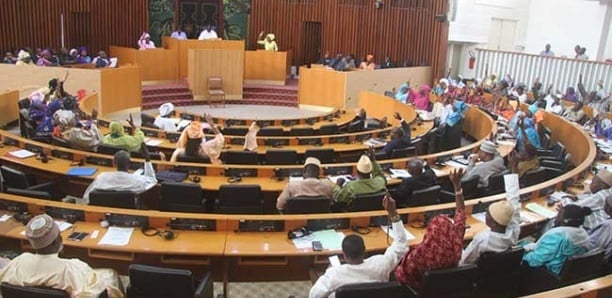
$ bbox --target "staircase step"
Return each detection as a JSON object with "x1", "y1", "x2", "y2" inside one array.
[
  {"x1": 242, "y1": 87, "x2": 297, "y2": 95},
  {"x1": 142, "y1": 88, "x2": 191, "y2": 96},
  {"x1": 142, "y1": 92, "x2": 193, "y2": 99}
]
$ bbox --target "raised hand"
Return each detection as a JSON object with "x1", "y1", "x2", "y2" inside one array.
[
  {"x1": 393, "y1": 112, "x2": 402, "y2": 121},
  {"x1": 382, "y1": 192, "x2": 398, "y2": 217},
  {"x1": 449, "y1": 168, "x2": 465, "y2": 191}
]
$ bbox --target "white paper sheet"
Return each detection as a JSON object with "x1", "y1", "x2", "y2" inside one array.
[
  {"x1": 504, "y1": 174, "x2": 520, "y2": 201},
  {"x1": 389, "y1": 168, "x2": 411, "y2": 179},
  {"x1": 144, "y1": 139, "x2": 163, "y2": 147},
  {"x1": 289, "y1": 176, "x2": 304, "y2": 182},
  {"x1": 526, "y1": 203, "x2": 558, "y2": 219},
  {"x1": 380, "y1": 225, "x2": 416, "y2": 240},
  {"x1": 327, "y1": 175, "x2": 353, "y2": 184},
  {"x1": 471, "y1": 212, "x2": 486, "y2": 223},
  {"x1": 8, "y1": 149, "x2": 36, "y2": 159},
  {"x1": 520, "y1": 211, "x2": 541, "y2": 223},
  {"x1": 0, "y1": 214, "x2": 12, "y2": 222},
  {"x1": 98, "y1": 227, "x2": 134, "y2": 246},
  {"x1": 363, "y1": 138, "x2": 387, "y2": 147},
  {"x1": 55, "y1": 221, "x2": 73, "y2": 232},
  {"x1": 291, "y1": 229, "x2": 345, "y2": 250}
]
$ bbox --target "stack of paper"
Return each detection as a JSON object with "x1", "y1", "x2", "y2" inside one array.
[
  {"x1": 8, "y1": 149, "x2": 36, "y2": 159},
  {"x1": 364, "y1": 138, "x2": 387, "y2": 146},
  {"x1": 526, "y1": 203, "x2": 558, "y2": 219},
  {"x1": 289, "y1": 176, "x2": 304, "y2": 182},
  {"x1": 389, "y1": 168, "x2": 411, "y2": 179},
  {"x1": 291, "y1": 229, "x2": 345, "y2": 250},
  {"x1": 327, "y1": 175, "x2": 353, "y2": 184},
  {"x1": 471, "y1": 212, "x2": 486, "y2": 223},
  {"x1": 144, "y1": 138, "x2": 163, "y2": 147},
  {"x1": 98, "y1": 227, "x2": 134, "y2": 246},
  {"x1": 54, "y1": 221, "x2": 73, "y2": 232},
  {"x1": 380, "y1": 225, "x2": 416, "y2": 240}
]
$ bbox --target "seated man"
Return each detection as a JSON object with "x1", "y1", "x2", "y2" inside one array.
[
  {"x1": 276, "y1": 157, "x2": 334, "y2": 212},
  {"x1": 102, "y1": 115, "x2": 145, "y2": 152},
  {"x1": 91, "y1": 51, "x2": 111, "y2": 68},
  {"x1": 153, "y1": 103, "x2": 177, "y2": 132},
  {"x1": 390, "y1": 158, "x2": 436, "y2": 206},
  {"x1": 461, "y1": 174, "x2": 521, "y2": 264},
  {"x1": 333, "y1": 146, "x2": 386, "y2": 206},
  {"x1": 562, "y1": 101, "x2": 586, "y2": 123},
  {"x1": 560, "y1": 170, "x2": 612, "y2": 230},
  {"x1": 0, "y1": 214, "x2": 124, "y2": 297},
  {"x1": 380, "y1": 112, "x2": 411, "y2": 158},
  {"x1": 62, "y1": 108, "x2": 103, "y2": 151},
  {"x1": 309, "y1": 195, "x2": 407, "y2": 298},
  {"x1": 588, "y1": 195, "x2": 612, "y2": 266},
  {"x1": 462, "y1": 140, "x2": 505, "y2": 189},
  {"x1": 83, "y1": 143, "x2": 157, "y2": 204},
  {"x1": 522, "y1": 204, "x2": 592, "y2": 275},
  {"x1": 341, "y1": 109, "x2": 366, "y2": 132}
]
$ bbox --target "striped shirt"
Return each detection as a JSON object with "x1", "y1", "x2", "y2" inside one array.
[
  {"x1": 572, "y1": 188, "x2": 612, "y2": 230},
  {"x1": 589, "y1": 219, "x2": 612, "y2": 263}
]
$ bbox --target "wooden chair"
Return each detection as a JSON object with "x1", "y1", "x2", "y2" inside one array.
[{"x1": 207, "y1": 76, "x2": 225, "y2": 108}]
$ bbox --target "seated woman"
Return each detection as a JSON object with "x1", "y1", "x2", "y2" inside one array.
[
  {"x1": 395, "y1": 169, "x2": 466, "y2": 289},
  {"x1": 153, "y1": 103, "x2": 177, "y2": 132},
  {"x1": 76, "y1": 47, "x2": 91, "y2": 64},
  {"x1": 494, "y1": 96, "x2": 516, "y2": 121},
  {"x1": 408, "y1": 84, "x2": 432, "y2": 111},
  {"x1": 359, "y1": 54, "x2": 376, "y2": 70},
  {"x1": 257, "y1": 31, "x2": 278, "y2": 51},
  {"x1": 62, "y1": 109, "x2": 103, "y2": 151},
  {"x1": 102, "y1": 116, "x2": 145, "y2": 152},
  {"x1": 34, "y1": 100, "x2": 63, "y2": 138},
  {"x1": 522, "y1": 204, "x2": 592, "y2": 275},
  {"x1": 508, "y1": 118, "x2": 540, "y2": 177},
  {"x1": 592, "y1": 112, "x2": 612, "y2": 140},
  {"x1": 170, "y1": 114, "x2": 225, "y2": 164},
  {"x1": 394, "y1": 83, "x2": 409, "y2": 104}
]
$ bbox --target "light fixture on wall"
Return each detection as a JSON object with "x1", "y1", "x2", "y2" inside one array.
[{"x1": 375, "y1": 0, "x2": 383, "y2": 9}]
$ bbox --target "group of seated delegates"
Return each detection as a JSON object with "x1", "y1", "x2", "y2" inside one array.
[
  {"x1": 0, "y1": 214, "x2": 124, "y2": 297},
  {"x1": 169, "y1": 113, "x2": 225, "y2": 164},
  {"x1": 318, "y1": 51, "x2": 356, "y2": 71},
  {"x1": 83, "y1": 143, "x2": 157, "y2": 204},
  {"x1": 3, "y1": 46, "x2": 112, "y2": 68}
]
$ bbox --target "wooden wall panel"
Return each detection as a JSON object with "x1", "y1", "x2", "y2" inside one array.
[
  {"x1": 99, "y1": 66, "x2": 142, "y2": 115},
  {"x1": 0, "y1": 0, "x2": 147, "y2": 54},
  {"x1": 188, "y1": 49, "x2": 245, "y2": 100},
  {"x1": 0, "y1": 90, "x2": 20, "y2": 127},
  {"x1": 248, "y1": 0, "x2": 449, "y2": 77}
]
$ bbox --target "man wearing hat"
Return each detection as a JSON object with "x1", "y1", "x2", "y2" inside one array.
[
  {"x1": 562, "y1": 169, "x2": 612, "y2": 230},
  {"x1": 462, "y1": 140, "x2": 505, "y2": 188},
  {"x1": 154, "y1": 103, "x2": 178, "y2": 132},
  {"x1": 257, "y1": 31, "x2": 278, "y2": 51},
  {"x1": 276, "y1": 157, "x2": 334, "y2": 212},
  {"x1": 461, "y1": 174, "x2": 521, "y2": 264},
  {"x1": 333, "y1": 146, "x2": 386, "y2": 205},
  {"x1": 137, "y1": 32, "x2": 155, "y2": 50},
  {"x1": 0, "y1": 214, "x2": 124, "y2": 297},
  {"x1": 588, "y1": 195, "x2": 612, "y2": 265}
]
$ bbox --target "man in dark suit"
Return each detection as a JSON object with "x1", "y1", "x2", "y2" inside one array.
[
  {"x1": 381, "y1": 112, "x2": 411, "y2": 158},
  {"x1": 390, "y1": 158, "x2": 436, "y2": 206}
]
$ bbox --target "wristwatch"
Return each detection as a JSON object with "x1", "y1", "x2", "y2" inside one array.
[{"x1": 389, "y1": 214, "x2": 401, "y2": 223}]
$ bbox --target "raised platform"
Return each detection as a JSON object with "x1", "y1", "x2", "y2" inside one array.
[{"x1": 141, "y1": 80, "x2": 298, "y2": 110}]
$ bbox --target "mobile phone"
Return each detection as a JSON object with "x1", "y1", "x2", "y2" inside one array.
[
  {"x1": 312, "y1": 241, "x2": 323, "y2": 251},
  {"x1": 67, "y1": 232, "x2": 89, "y2": 241}
]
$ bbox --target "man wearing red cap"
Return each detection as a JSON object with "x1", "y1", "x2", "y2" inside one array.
[{"x1": 0, "y1": 214, "x2": 124, "y2": 297}]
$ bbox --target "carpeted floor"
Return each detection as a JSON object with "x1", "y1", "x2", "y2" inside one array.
[
  {"x1": 104, "y1": 104, "x2": 333, "y2": 126},
  {"x1": 214, "y1": 281, "x2": 311, "y2": 298}
]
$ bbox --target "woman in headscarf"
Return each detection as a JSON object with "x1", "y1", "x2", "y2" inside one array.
[
  {"x1": 35, "y1": 100, "x2": 62, "y2": 138},
  {"x1": 564, "y1": 87, "x2": 578, "y2": 103},
  {"x1": 359, "y1": 54, "x2": 376, "y2": 70},
  {"x1": 153, "y1": 103, "x2": 177, "y2": 132},
  {"x1": 15, "y1": 50, "x2": 33, "y2": 65},
  {"x1": 446, "y1": 100, "x2": 467, "y2": 127},
  {"x1": 243, "y1": 121, "x2": 260, "y2": 152},
  {"x1": 394, "y1": 83, "x2": 409, "y2": 104},
  {"x1": 494, "y1": 96, "x2": 516, "y2": 121},
  {"x1": 395, "y1": 168, "x2": 466, "y2": 289},
  {"x1": 408, "y1": 84, "x2": 432, "y2": 111},
  {"x1": 138, "y1": 32, "x2": 156, "y2": 50},
  {"x1": 522, "y1": 204, "x2": 592, "y2": 275},
  {"x1": 102, "y1": 117, "x2": 145, "y2": 152},
  {"x1": 257, "y1": 31, "x2": 278, "y2": 52},
  {"x1": 76, "y1": 47, "x2": 91, "y2": 64},
  {"x1": 170, "y1": 114, "x2": 225, "y2": 164}
]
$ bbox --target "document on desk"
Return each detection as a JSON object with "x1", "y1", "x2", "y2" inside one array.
[
  {"x1": 389, "y1": 168, "x2": 411, "y2": 179},
  {"x1": 0, "y1": 214, "x2": 12, "y2": 222},
  {"x1": 364, "y1": 138, "x2": 387, "y2": 147},
  {"x1": 471, "y1": 212, "x2": 486, "y2": 223},
  {"x1": 98, "y1": 227, "x2": 134, "y2": 246},
  {"x1": 380, "y1": 225, "x2": 416, "y2": 241},
  {"x1": 291, "y1": 229, "x2": 345, "y2": 250},
  {"x1": 526, "y1": 203, "x2": 558, "y2": 219},
  {"x1": 327, "y1": 175, "x2": 353, "y2": 184},
  {"x1": 8, "y1": 149, "x2": 36, "y2": 159},
  {"x1": 55, "y1": 221, "x2": 73, "y2": 232},
  {"x1": 144, "y1": 138, "x2": 163, "y2": 147},
  {"x1": 289, "y1": 176, "x2": 304, "y2": 182}
]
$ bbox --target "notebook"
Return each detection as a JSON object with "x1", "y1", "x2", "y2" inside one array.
[{"x1": 67, "y1": 167, "x2": 98, "y2": 176}]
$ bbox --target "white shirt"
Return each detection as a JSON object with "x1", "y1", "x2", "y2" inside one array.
[
  {"x1": 511, "y1": 90, "x2": 528, "y2": 103},
  {"x1": 309, "y1": 219, "x2": 408, "y2": 298},
  {"x1": 82, "y1": 162, "x2": 157, "y2": 203},
  {"x1": 567, "y1": 188, "x2": 612, "y2": 230},
  {"x1": 544, "y1": 95, "x2": 563, "y2": 115},
  {"x1": 460, "y1": 179, "x2": 521, "y2": 264},
  {"x1": 198, "y1": 30, "x2": 218, "y2": 40},
  {"x1": 170, "y1": 31, "x2": 187, "y2": 40},
  {"x1": 154, "y1": 116, "x2": 178, "y2": 133},
  {"x1": 137, "y1": 40, "x2": 155, "y2": 50},
  {"x1": 0, "y1": 253, "x2": 124, "y2": 298}
]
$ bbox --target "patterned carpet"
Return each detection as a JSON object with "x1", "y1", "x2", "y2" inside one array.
[{"x1": 214, "y1": 281, "x2": 311, "y2": 298}]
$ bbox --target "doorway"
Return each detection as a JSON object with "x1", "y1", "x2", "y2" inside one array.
[
  {"x1": 177, "y1": 0, "x2": 220, "y2": 39},
  {"x1": 303, "y1": 22, "x2": 322, "y2": 66},
  {"x1": 488, "y1": 18, "x2": 517, "y2": 51}
]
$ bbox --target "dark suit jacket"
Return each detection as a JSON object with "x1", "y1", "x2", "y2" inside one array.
[
  {"x1": 390, "y1": 167, "x2": 436, "y2": 206},
  {"x1": 382, "y1": 120, "x2": 411, "y2": 157}
]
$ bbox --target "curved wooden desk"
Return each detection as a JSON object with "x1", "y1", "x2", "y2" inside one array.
[{"x1": 0, "y1": 104, "x2": 599, "y2": 296}]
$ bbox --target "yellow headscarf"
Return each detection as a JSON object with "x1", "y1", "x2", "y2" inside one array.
[{"x1": 109, "y1": 122, "x2": 125, "y2": 138}]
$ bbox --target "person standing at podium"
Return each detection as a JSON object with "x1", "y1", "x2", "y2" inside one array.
[
  {"x1": 257, "y1": 31, "x2": 278, "y2": 51},
  {"x1": 171, "y1": 25, "x2": 187, "y2": 40},
  {"x1": 198, "y1": 25, "x2": 218, "y2": 40}
]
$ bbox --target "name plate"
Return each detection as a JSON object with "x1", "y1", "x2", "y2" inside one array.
[
  {"x1": 166, "y1": 132, "x2": 181, "y2": 143},
  {"x1": 238, "y1": 220, "x2": 284, "y2": 232},
  {"x1": 324, "y1": 166, "x2": 353, "y2": 176},
  {"x1": 168, "y1": 218, "x2": 216, "y2": 231},
  {"x1": 3, "y1": 137, "x2": 18, "y2": 146},
  {"x1": 281, "y1": 119, "x2": 299, "y2": 127},
  {"x1": 225, "y1": 168, "x2": 257, "y2": 177},
  {"x1": 51, "y1": 149, "x2": 74, "y2": 161},
  {"x1": 298, "y1": 138, "x2": 322, "y2": 146},
  {"x1": 264, "y1": 139, "x2": 289, "y2": 147},
  {"x1": 86, "y1": 156, "x2": 113, "y2": 167},
  {"x1": 329, "y1": 136, "x2": 349, "y2": 144},
  {"x1": 105, "y1": 213, "x2": 148, "y2": 227},
  {"x1": 0, "y1": 199, "x2": 27, "y2": 213},
  {"x1": 258, "y1": 120, "x2": 274, "y2": 127},
  {"x1": 45, "y1": 206, "x2": 85, "y2": 222},
  {"x1": 307, "y1": 218, "x2": 350, "y2": 231},
  {"x1": 274, "y1": 167, "x2": 303, "y2": 178},
  {"x1": 141, "y1": 128, "x2": 158, "y2": 137},
  {"x1": 24, "y1": 143, "x2": 42, "y2": 153}
]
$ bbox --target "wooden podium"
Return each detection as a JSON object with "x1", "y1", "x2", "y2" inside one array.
[
  {"x1": 109, "y1": 46, "x2": 178, "y2": 82},
  {"x1": 244, "y1": 50, "x2": 292, "y2": 85}
]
